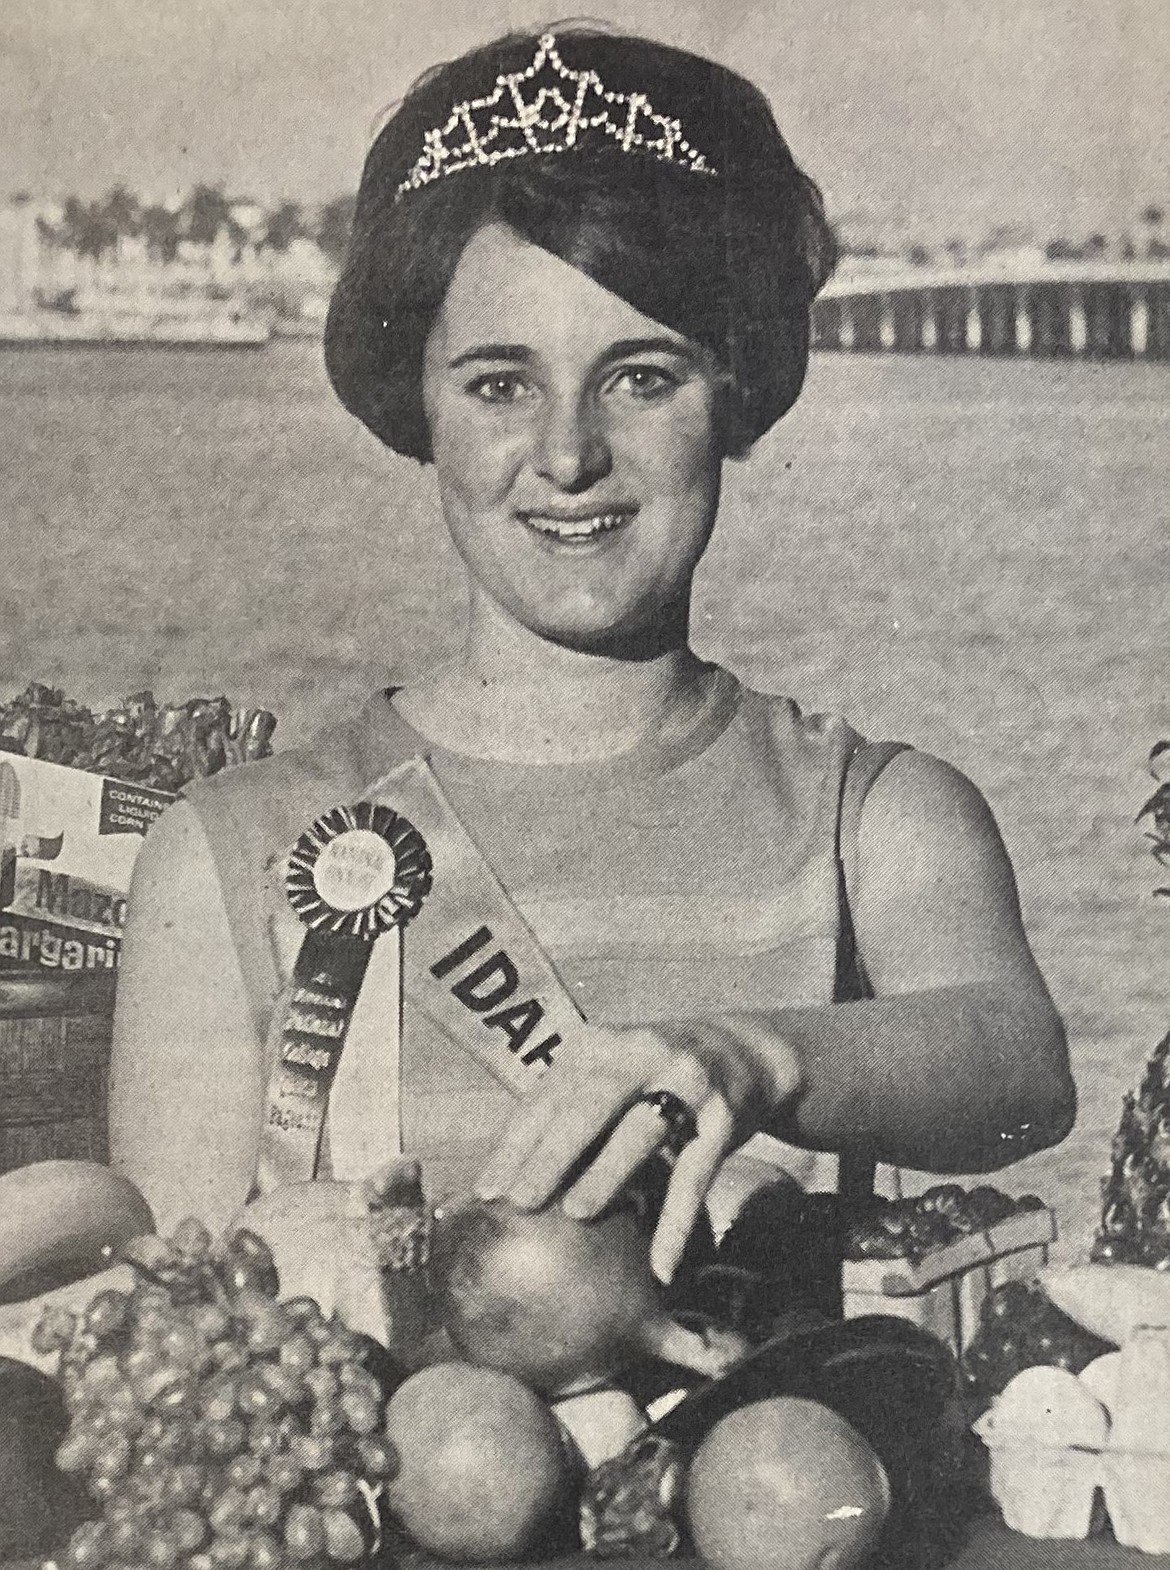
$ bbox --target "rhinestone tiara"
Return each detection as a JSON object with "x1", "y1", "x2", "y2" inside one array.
[{"x1": 395, "y1": 33, "x2": 717, "y2": 200}]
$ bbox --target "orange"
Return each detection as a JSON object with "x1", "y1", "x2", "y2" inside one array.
[
  {"x1": 685, "y1": 1396, "x2": 890, "y2": 1570},
  {"x1": 383, "y1": 1362, "x2": 571, "y2": 1562}
]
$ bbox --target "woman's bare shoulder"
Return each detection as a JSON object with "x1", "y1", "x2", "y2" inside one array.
[
  {"x1": 860, "y1": 747, "x2": 1007, "y2": 853},
  {"x1": 851, "y1": 744, "x2": 1047, "y2": 998}
]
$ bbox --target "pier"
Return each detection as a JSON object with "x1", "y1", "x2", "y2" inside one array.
[{"x1": 812, "y1": 260, "x2": 1170, "y2": 359}]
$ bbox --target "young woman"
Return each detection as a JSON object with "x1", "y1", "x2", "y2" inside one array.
[{"x1": 109, "y1": 28, "x2": 1074, "y2": 1284}]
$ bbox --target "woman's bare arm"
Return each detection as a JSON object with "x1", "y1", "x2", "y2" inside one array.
[
  {"x1": 108, "y1": 800, "x2": 264, "y2": 1236},
  {"x1": 700, "y1": 749, "x2": 1075, "y2": 1171},
  {"x1": 481, "y1": 750, "x2": 1074, "y2": 1280}
]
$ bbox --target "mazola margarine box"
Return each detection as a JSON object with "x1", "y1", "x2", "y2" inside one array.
[
  {"x1": 0, "y1": 753, "x2": 172, "y2": 977},
  {"x1": 0, "y1": 688, "x2": 276, "y2": 981}
]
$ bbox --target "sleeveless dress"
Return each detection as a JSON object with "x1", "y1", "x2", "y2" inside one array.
[{"x1": 184, "y1": 673, "x2": 905, "y2": 1203}]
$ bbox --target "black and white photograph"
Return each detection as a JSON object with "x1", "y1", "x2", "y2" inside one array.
[{"x1": 1, "y1": 3, "x2": 1168, "y2": 1567}]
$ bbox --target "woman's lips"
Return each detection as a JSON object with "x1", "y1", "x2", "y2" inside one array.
[{"x1": 516, "y1": 508, "x2": 637, "y2": 544}]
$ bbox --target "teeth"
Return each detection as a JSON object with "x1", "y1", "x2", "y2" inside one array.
[{"x1": 524, "y1": 513, "x2": 629, "y2": 540}]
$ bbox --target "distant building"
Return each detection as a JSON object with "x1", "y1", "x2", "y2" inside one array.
[{"x1": 0, "y1": 199, "x2": 40, "y2": 312}]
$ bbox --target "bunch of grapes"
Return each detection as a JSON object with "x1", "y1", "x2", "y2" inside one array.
[
  {"x1": 961, "y1": 1280, "x2": 1113, "y2": 1408},
  {"x1": 32, "y1": 1221, "x2": 399, "y2": 1570}
]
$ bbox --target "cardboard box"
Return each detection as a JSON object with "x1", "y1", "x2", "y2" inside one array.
[
  {"x1": 842, "y1": 1206, "x2": 1058, "y2": 1360},
  {"x1": 0, "y1": 753, "x2": 174, "y2": 1169},
  {"x1": 0, "y1": 752, "x2": 172, "y2": 978}
]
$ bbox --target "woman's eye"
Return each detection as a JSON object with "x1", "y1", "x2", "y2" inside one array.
[
  {"x1": 466, "y1": 372, "x2": 532, "y2": 405},
  {"x1": 609, "y1": 365, "x2": 680, "y2": 401}
]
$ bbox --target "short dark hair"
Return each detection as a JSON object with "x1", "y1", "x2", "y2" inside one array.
[{"x1": 325, "y1": 28, "x2": 837, "y2": 462}]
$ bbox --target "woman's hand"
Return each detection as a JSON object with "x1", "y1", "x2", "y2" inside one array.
[{"x1": 475, "y1": 1021, "x2": 802, "y2": 1284}]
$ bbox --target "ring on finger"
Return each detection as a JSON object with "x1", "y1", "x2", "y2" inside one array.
[{"x1": 634, "y1": 1089, "x2": 699, "y2": 1156}]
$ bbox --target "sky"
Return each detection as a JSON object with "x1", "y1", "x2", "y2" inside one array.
[{"x1": 3, "y1": 0, "x2": 1168, "y2": 242}]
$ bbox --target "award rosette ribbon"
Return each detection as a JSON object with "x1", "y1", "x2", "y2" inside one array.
[
  {"x1": 255, "y1": 802, "x2": 431, "y2": 1192},
  {"x1": 254, "y1": 758, "x2": 596, "y2": 1194}
]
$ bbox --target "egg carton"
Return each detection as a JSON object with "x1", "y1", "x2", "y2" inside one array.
[
  {"x1": 841, "y1": 1206, "x2": 1057, "y2": 1360},
  {"x1": 982, "y1": 1441, "x2": 1170, "y2": 1553}
]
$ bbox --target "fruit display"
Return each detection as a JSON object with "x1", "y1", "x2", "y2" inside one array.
[
  {"x1": 10, "y1": 1162, "x2": 978, "y2": 1570},
  {"x1": 961, "y1": 1280, "x2": 1113, "y2": 1405},
  {"x1": 0, "y1": 683, "x2": 276, "y2": 791},
  {"x1": 34, "y1": 1219, "x2": 401, "y2": 1570},
  {"x1": 580, "y1": 1317, "x2": 956, "y2": 1569}
]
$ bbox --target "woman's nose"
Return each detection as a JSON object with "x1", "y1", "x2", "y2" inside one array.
[{"x1": 533, "y1": 397, "x2": 612, "y2": 492}]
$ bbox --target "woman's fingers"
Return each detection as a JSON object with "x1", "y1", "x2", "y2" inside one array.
[
  {"x1": 477, "y1": 1027, "x2": 677, "y2": 1205},
  {"x1": 561, "y1": 1098, "x2": 679, "y2": 1220},
  {"x1": 475, "y1": 1090, "x2": 564, "y2": 1200},
  {"x1": 506, "y1": 1094, "x2": 627, "y2": 1209},
  {"x1": 485, "y1": 1085, "x2": 629, "y2": 1210},
  {"x1": 650, "y1": 1095, "x2": 735, "y2": 1284},
  {"x1": 476, "y1": 1026, "x2": 743, "y2": 1265}
]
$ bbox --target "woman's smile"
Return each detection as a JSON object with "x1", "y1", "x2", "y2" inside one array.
[
  {"x1": 517, "y1": 506, "x2": 637, "y2": 547},
  {"x1": 423, "y1": 222, "x2": 723, "y2": 654}
]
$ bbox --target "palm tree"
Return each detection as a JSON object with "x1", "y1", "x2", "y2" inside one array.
[
  {"x1": 140, "y1": 204, "x2": 181, "y2": 264},
  {"x1": 265, "y1": 201, "x2": 306, "y2": 252},
  {"x1": 60, "y1": 195, "x2": 117, "y2": 260},
  {"x1": 184, "y1": 184, "x2": 234, "y2": 247},
  {"x1": 100, "y1": 185, "x2": 141, "y2": 242}
]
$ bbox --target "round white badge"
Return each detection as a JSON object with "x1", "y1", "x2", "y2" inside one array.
[
  {"x1": 311, "y1": 828, "x2": 399, "y2": 913},
  {"x1": 287, "y1": 802, "x2": 432, "y2": 938}
]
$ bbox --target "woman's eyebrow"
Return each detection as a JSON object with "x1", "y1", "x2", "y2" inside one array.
[
  {"x1": 447, "y1": 337, "x2": 696, "y2": 371},
  {"x1": 602, "y1": 337, "x2": 694, "y2": 362},
  {"x1": 448, "y1": 343, "x2": 531, "y2": 368}
]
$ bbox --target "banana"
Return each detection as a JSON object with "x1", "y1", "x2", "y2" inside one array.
[
  {"x1": 0, "y1": 1159, "x2": 153, "y2": 1292},
  {"x1": 0, "y1": 1159, "x2": 152, "y2": 1371}
]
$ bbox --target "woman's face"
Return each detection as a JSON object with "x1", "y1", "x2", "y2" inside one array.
[{"x1": 422, "y1": 222, "x2": 723, "y2": 656}]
